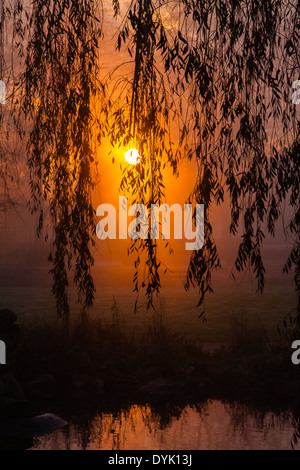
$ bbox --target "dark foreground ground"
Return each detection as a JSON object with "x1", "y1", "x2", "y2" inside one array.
[{"x1": 10, "y1": 309, "x2": 300, "y2": 410}]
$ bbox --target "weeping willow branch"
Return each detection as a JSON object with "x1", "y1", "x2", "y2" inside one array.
[
  {"x1": 20, "y1": 0, "x2": 103, "y2": 322},
  {"x1": 108, "y1": 0, "x2": 179, "y2": 309}
]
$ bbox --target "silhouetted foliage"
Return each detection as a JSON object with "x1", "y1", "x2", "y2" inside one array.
[
  {"x1": 1, "y1": 0, "x2": 299, "y2": 323},
  {"x1": 1, "y1": 0, "x2": 103, "y2": 322},
  {"x1": 110, "y1": 0, "x2": 300, "y2": 321}
]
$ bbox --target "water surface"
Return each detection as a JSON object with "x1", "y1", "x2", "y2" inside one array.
[{"x1": 31, "y1": 400, "x2": 298, "y2": 450}]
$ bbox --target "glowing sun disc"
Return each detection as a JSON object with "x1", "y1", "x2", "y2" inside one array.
[{"x1": 125, "y1": 148, "x2": 141, "y2": 165}]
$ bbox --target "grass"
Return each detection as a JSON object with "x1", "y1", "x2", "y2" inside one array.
[{"x1": 0, "y1": 281, "x2": 297, "y2": 343}]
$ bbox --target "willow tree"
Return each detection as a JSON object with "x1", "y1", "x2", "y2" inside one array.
[{"x1": 1, "y1": 0, "x2": 299, "y2": 327}]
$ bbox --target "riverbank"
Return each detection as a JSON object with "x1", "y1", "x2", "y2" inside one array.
[{"x1": 10, "y1": 307, "x2": 299, "y2": 414}]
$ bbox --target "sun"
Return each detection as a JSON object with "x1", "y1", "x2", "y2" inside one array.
[{"x1": 125, "y1": 148, "x2": 141, "y2": 165}]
